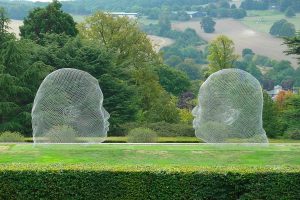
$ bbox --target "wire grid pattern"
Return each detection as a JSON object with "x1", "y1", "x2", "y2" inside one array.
[
  {"x1": 32, "y1": 68, "x2": 109, "y2": 143},
  {"x1": 192, "y1": 69, "x2": 268, "y2": 143}
]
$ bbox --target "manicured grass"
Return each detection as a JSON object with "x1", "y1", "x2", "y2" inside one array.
[
  {"x1": 23, "y1": 136, "x2": 300, "y2": 143},
  {"x1": 240, "y1": 10, "x2": 300, "y2": 33},
  {"x1": 1, "y1": 143, "x2": 300, "y2": 167}
]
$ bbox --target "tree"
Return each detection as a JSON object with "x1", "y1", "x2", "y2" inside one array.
[
  {"x1": 20, "y1": 0, "x2": 78, "y2": 41},
  {"x1": 231, "y1": 4, "x2": 237, "y2": 9},
  {"x1": 78, "y1": 12, "x2": 181, "y2": 123},
  {"x1": 262, "y1": 91, "x2": 282, "y2": 138},
  {"x1": 207, "y1": 35, "x2": 239, "y2": 73},
  {"x1": 176, "y1": 59, "x2": 202, "y2": 80},
  {"x1": 78, "y1": 12, "x2": 159, "y2": 70},
  {"x1": 242, "y1": 48, "x2": 255, "y2": 57},
  {"x1": 200, "y1": 17, "x2": 216, "y2": 33},
  {"x1": 158, "y1": 13, "x2": 171, "y2": 35},
  {"x1": 99, "y1": 74, "x2": 141, "y2": 133},
  {"x1": 219, "y1": 0, "x2": 230, "y2": 8},
  {"x1": 231, "y1": 9, "x2": 247, "y2": 19},
  {"x1": 0, "y1": 7, "x2": 14, "y2": 43},
  {"x1": 280, "y1": 0, "x2": 294, "y2": 12},
  {"x1": 157, "y1": 65, "x2": 191, "y2": 96},
  {"x1": 285, "y1": 6, "x2": 296, "y2": 17},
  {"x1": 282, "y1": 94, "x2": 300, "y2": 130},
  {"x1": 283, "y1": 31, "x2": 300, "y2": 65},
  {"x1": 269, "y1": 19, "x2": 295, "y2": 37}
]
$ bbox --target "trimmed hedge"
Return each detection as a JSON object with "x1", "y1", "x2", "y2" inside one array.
[
  {"x1": 120, "y1": 122, "x2": 194, "y2": 137},
  {"x1": 0, "y1": 165, "x2": 300, "y2": 199}
]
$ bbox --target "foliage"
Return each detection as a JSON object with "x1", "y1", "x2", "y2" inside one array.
[
  {"x1": 285, "y1": 128, "x2": 300, "y2": 140},
  {"x1": 281, "y1": 94, "x2": 300, "y2": 131},
  {"x1": 127, "y1": 127, "x2": 158, "y2": 143},
  {"x1": 280, "y1": 0, "x2": 300, "y2": 12},
  {"x1": 207, "y1": 35, "x2": 238, "y2": 73},
  {"x1": 231, "y1": 8, "x2": 247, "y2": 19},
  {"x1": 157, "y1": 65, "x2": 190, "y2": 96},
  {"x1": 78, "y1": 12, "x2": 179, "y2": 124},
  {"x1": 269, "y1": 19, "x2": 296, "y2": 37},
  {"x1": 242, "y1": 48, "x2": 255, "y2": 57},
  {"x1": 240, "y1": 0, "x2": 269, "y2": 10},
  {"x1": 262, "y1": 92, "x2": 282, "y2": 138},
  {"x1": 120, "y1": 122, "x2": 194, "y2": 137},
  {"x1": 0, "y1": 131, "x2": 24, "y2": 142},
  {"x1": 200, "y1": 17, "x2": 216, "y2": 33},
  {"x1": 283, "y1": 31, "x2": 300, "y2": 65},
  {"x1": 275, "y1": 91, "x2": 294, "y2": 110},
  {"x1": 99, "y1": 74, "x2": 141, "y2": 133},
  {"x1": 44, "y1": 125, "x2": 77, "y2": 143},
  {"x1": 178, "y1": 109, "x2": 194, "y2": 124},
  {"x1": 158, "y1": 13, "x2": 171, "y2": 35},
  {"x1": 78, "y1": 12, "x2": 159, "y2": 70},
  {"x1": 0, "y1": 7, "x2": 11, "y2": 42},
  {"x1": 1, "y1": 165, "x2": 300, "y2": 199},
  {"x1": 285, "y1": 6, "x2": 296, "y2": 17},
  {"x1": 20, "y1": 0, "x2": 78, "y2": 42}
]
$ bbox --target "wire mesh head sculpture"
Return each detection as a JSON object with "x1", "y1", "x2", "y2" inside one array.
[
  {"x1": 32, "y1": 68, "x2": 109, "y2": 143},
  {"x1": 192, "y1": 69, "x2": 268, "y2": 143}
]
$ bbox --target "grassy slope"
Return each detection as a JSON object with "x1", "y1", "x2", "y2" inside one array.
[
  {"x1": 240, "y1": 10, "x2": 300, "y2": 33},
  {"x1": 1, "y1": 143, "x2": 300, "y2": 167}
]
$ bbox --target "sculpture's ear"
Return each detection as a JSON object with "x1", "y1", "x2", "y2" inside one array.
[{"x1": 223, "y1": 109, "x2": 240, "y2": 125}]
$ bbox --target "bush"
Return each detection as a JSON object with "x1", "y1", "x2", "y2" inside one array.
[
  {"x1": 127, "y1": 128, "x2": 157, "y2": 143},
  {"x1": 0, "y1": 131, "x2": 24, "y2": 142},
  {"x1": 120, "y1": 122, "x2": 195, "y2": 137},
  {"x1": 0, "y1": 165, "x2": 300, "y2": 199},
  {"x1": 147, "y1": 122, "x2": 194, "y2": 137},
  {"x1": 44, "y1": 125, "x2": 77, "y2": 143},
  {"x1": 285, "y1": 128, "x2": 300, "y2": 140}
]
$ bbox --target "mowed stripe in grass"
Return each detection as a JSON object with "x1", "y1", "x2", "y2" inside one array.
[{"x1": 0, "y1": 144, "x2": 300, "y2": 167}]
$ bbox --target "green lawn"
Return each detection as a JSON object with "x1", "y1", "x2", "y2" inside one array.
[
  {"x1": 1, "y1": 143, "x2": 300, "y2": 167},
  {"x1": 240, "y1": 10, "x2": 300, "y2": 33}
]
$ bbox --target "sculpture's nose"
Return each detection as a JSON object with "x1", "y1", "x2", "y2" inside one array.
[{"x1": 192, "y1": 106, "x2": 199, "y2": 117}]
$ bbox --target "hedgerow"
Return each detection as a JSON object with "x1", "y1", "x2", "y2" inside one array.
[{"x1": 0, "y1": 165, "x2": 299, "y2": 200}]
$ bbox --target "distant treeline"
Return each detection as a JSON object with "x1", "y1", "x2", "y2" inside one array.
[
  {"x1": 241, "y1": 0, "x2": 300, "y2": 12},
  {"x1": 0, "y1": 0, "x2": 215, "y2": 19}
]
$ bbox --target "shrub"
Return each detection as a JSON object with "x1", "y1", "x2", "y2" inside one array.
[
  {"x1": 120, "y1": 122, "x2": 195, "y2": 137},
  {"x1": 285, "y1": 128, "x2": 300, "y2": 140},
  {"x1": 0, "y1": 131, "x2": 24, "y2": 142},
  {"x1": 44, "y1": 125, "x2": 77, "y2": 143},
  {"x1": 147, "y1": 122, "x2": 194, "y2": 137},
  {"x1": 0, "y1": 165, "x2": 300, "y2": 200},
  {"x1": 127, "y1": 128, "x2": 157, "y2": 143}
]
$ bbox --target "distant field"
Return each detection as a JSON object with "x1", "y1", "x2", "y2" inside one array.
[
  {"x1": 1, "y1": 143, "x2": 300, "y2": 166},
  {"x1": 8, "y1": 19, "x2": 22, "y2": 37},
  {"x1": 147, "y1": 35, "x2": 174, "y2": 52},
  {"x1": 241, "y1": 10, "x2": 300, "y2": 34},
  {"x1": 172, "y1": 19, "x2": 298, "y2": 68}
]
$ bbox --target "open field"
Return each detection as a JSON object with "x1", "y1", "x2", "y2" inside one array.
[
  {"x1": 147, "y1": 35, "x2": 174, "y2": 52},
  {"x1": 1, "y1": 143, "x2": 300, "y2": 166},
  {"x1": 172, "y1": 19, "x2": 298, "y2": 68},
  {"x1": 8, "y1": 19, "x2": 23, "y2": 37},
  {"x1": 240, "y1": 10, "x2": 300, "y2": 34}
]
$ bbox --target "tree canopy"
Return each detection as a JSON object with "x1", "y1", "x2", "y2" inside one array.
[
  {"x1": 207, "y1": 35, "x2": 238, "y2": 73},
  {"x1": 200, "y1": 17, "x2": 216, "y2": 33},
  {"x1": 20, "y1": 0, "x2": 78, "y2": 41},
  {"x1": 269, "y1": 19, "x2": 296, "y2": 37}
]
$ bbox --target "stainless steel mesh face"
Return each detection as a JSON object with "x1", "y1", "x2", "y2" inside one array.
[
  {"x1": 32, "y1": 68, "x2": 109, "y2": 143},
  {"x1": 192, "y1": 69, "x2": 268, "y2": 143}
]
